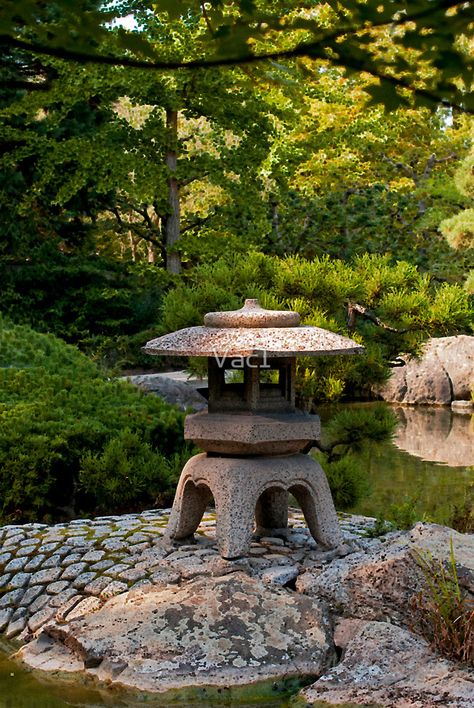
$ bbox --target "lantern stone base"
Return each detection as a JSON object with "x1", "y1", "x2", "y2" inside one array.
[{"x1": 164, "y1": 452, "x2": 343, "y2": 559}]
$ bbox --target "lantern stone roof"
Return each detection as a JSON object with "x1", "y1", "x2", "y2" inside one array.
[{"x1": 144, "y1": 299, "x2": 364, "y2": 358}]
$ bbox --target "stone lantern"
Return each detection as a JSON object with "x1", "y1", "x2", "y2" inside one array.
[{"x1": 144, "y1": 299, "x2": 363, "y2": 558}]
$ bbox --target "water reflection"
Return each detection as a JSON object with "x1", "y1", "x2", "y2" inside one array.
[{"x1": 393, "y1": 406, "x2": 474, "y2": 467}]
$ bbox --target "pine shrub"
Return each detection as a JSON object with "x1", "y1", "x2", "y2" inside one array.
[{"x1": 161, "y1": 251, "x2": 473, "y2": 403}]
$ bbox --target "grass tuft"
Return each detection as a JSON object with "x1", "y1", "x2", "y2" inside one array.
[{"x1": 410, "y1": 539, "x2": 474, "y2": 666}]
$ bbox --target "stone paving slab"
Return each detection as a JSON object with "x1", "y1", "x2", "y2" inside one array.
[{"x1": 0, "y1": 508, "x2": 375, "y2": 642}]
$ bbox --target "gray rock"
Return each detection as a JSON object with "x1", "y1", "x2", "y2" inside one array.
[
  {"x1": 377, "y1": 335, "x2": 474, "y2": 405},
  {"x1": 0, "y1": 573, "x2": 12, "y2": 588},
  {"x1": 125, "y1": 372, "x2": 207, "y2": 412},
  {"x1": 103, "y1": 563, "x2": 132, "y2": 578},
  {"x1": 296, "y1": 523, "x2": 474, "y2": 623},
  {"x1": 37, "y1": 542, "x2": 60, "y2": 554},
  {"x1": 247, "y1": 557, "x2": 273, "y2": 570},
  {"x1": 61, "y1": 563, "x2": 88, "y2": 580},
  {"x1": 0, "y1": 608, "x2": 13, "y2": 631},
  {"x1": 28, "y1": 606, "x2": 56, "y2": 633},
  {"x1": 8, "y1": 572, "x2": 31, "y2": 589},
  {"x1": 73, "y1": 573, "x2": 97, "y2": 590},
  {"x1": 21, "y1": 572, "x2": 334, "y2": 692},
  {"x1": 20, "y1": 585, "x2": 45, "y2": 606},
  {"x1": 259, "y1": 536, "x2": 285, "y2": 546},
  {"x1": 0, "y1": 552, "x2": 13, "y2": 566},
  {"x1": 42, "y1": 554, "x2": 63, "y2": 569},
  {"x1": 24, "y1": 555, "x2": 46, "y2": 572},
  {"x1": 49, "y1": 588, "x2": 79, "y2": 608},
  {"x1": 62, "y1": 596, "x2": 102, "y2": 622},
  {"x1": 0, "y1": 589, "x2": 25, "y2": 608},
  {"x1": 46, "y1": 581, "x2": 71, "y2": 595},
  {"x1": 61, "y1": 553, "x2": 84, "y2": 567},
  {"x1": 301, "y1": 621, "x2": 474, "y2": 707},
  {"x1": 30, "y1": 568, "x2": 62, "y2": 585},
  {"x1": 16, "y1": 544, "x2": 38, "y2": 557},
  {"x1": 4, "y1": 533, "x2": 25, "y2": 547},
  {"x1": 117, "y1": 568, "x2": 147, "y2": 583},
  {"x1": 149, "y1": 569, "x2": 181, "y2": 587},
  {"x1": 83, "y1": 576, "x2": 112, "y2": 596},
  {"x1": 28, "y1": 594, "x2": 50, "y2": 614},
  {"x1": 11, "y1": 606, "x2": 28, "y2": 621},
  {"x1": 100, "y1": 581, "x2": 128, "y2": 599},
  {"x1": 81, "y1": 550, "x2": 105, "y2": 563},
  {"x1": 261, "y1": 565, "x2": 299, "y2": 586},
  {"x1": 4, "y1": 557, "x2": 28, "y2": 572},
  {"x1": 101, "y1": 539, "x2": 128, "y2": 552},
  {"x1": 89, "y1": 559, "x2": 114, "y2": 572},
  {"x1": 5, "y1": 616, "x2": 26, "y2": 639}
]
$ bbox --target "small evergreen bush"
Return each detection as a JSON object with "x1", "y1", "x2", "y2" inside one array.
[
  {"x1": 0, "y1": 316, "x2": 189, "y2": 523},
  {"x1": 311, "y1": 404, "x2": 397, "y2": 510}
]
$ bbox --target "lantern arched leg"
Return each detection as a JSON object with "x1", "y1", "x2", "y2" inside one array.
[
  {"x1": 289, "y1": 462, "x2": 343, "y2": 549},
  {"x1": 165, "y1": 464, "x2": 213, "y2": 540}
]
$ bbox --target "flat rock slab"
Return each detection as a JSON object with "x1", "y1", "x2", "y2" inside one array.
[
  {"x1": 20, "y1": 572, "x2": 335, "y2": 692},
  {"x1": 301, "y1": 620, "x2": 474, "y2": 707}
]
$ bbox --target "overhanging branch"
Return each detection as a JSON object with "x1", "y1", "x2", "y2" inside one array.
[{"x1": 0, "y1": 1, "x2": 471, "y2": 111}]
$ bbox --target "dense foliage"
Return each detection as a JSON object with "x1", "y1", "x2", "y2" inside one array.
[
  {"x1": 0, "y1": 252, "x2": 171, "y2": 369},
  {"x1": 0, "y1": 317, "x2": 190, "y2": 523},
  {"x1": 160, "y1": 251, "x2": 473, "y2": 403},
  {"x1": 440, "y1": 152, "x2": 474, "y2": 251}
]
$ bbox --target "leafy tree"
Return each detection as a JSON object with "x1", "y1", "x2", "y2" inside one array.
[
  {"x1": 262, "y1": 71, "x2": 473, "y2": 280},
  {"x1": 440, "y1": 151, "x2": 474, "y2": 250}
]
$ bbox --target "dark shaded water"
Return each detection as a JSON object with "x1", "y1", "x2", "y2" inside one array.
[{"x1": 1, "y1": 404, "x2": 471, "y2": 706}]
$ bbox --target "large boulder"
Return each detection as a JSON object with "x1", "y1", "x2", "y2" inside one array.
[
  {"x1": 301, "y1": 620, "x2": 474, "y2": 707},
  {"x1": 19, "y1": 572, "x2": 335, "y2": 692},
  {"x1": 377, "y1": 335, "x2": 474, "y2": 405}
]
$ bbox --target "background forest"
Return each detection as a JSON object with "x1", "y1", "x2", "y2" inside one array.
[{"x1": 0, "y1": 1, "x2": 473, "y2": 524}]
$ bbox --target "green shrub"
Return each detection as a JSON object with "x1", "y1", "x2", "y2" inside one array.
[
  {"x1": 0, "y1": 316, "x2": 188, "y2": 523},
  {"x1": 311, "y1": 404, "x2": 397, "y2": 510},
  {"x1": 79, "y1": 430, "x2": 192, "y2": 513},
  {"x1": 387, "y1": 496, "x2": 424, "y2": 529},
  {"x1": 322, "y1": 455, "x2": 371, "y2": 510}
]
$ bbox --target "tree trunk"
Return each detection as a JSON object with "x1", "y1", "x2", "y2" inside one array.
[{"x1": 163, "y1": 108, "x2": 181, "y2": 274}]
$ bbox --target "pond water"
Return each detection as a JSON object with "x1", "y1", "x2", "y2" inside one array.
[
  {"x1": 1, "y1": 404, "x2": 471, "y2": 706},
  {"x1": 319, "y1": 403, "x2": 474, "y2": 525}
]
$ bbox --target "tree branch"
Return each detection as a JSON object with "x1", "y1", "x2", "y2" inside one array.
[
  {"x1": 382, "y1": 153, "x2": 418, "y2": 182},
  {"x1": 347, "y1": 302, "x2": 408, "y2": 333}
]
